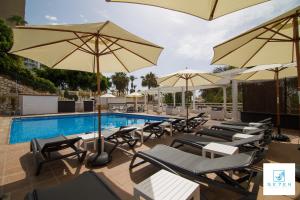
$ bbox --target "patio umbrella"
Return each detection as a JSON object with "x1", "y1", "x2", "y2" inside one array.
[
  {"x1": 211, "y1": 6, "x2": 300, "y2": 132},
  {"x1": 127, "y1": 92, "x2": 143, "y2": 111},
  {"x1": 157, "y1": 69, "x2": 221, "y2": 131},
  {"x1": 235, "y1": 63, "x2": 297, "y2": 138},
  {"x1": 100, "y1": 93, "x2": 116, "y2": 105},
  {"x1": 9, "y1": 21, "x2": 163, "y2": 166},
  {"x1": 101, "y1": 93, "x2": 116, "y2": 98},
  {"x1": 107, "y1": 0, "x2": 270, "y2": 20}
]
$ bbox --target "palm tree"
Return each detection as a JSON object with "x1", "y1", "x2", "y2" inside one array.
[
  {"x1": 111, "y1": 72, "x2": 129, "y2": 96},
  {"x1": 129, "y1": 75, "x2": 136, "y2": 93},
  {"x1": 7, "y1": 15, "x2": 27, "y2": 26},
  {"x1": 141, "y1": 72, "x2": 158, "y2": 89}
]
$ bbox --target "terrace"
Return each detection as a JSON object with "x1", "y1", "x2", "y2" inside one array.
[{"x1": 0, "y1": 115, "x2": 299, "y2": 200}]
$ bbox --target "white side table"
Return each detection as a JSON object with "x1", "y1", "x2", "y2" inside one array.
[
  {"x1": 130, "y1": 125, "x2": 145, "y2": 144},
  {"x1": 78, "y1": 132, "x2": 98, "y2": 150},
  {"x1": 159, "y1": 121, "x2": 173, "y2": 137},
  {"x1": 134, "y1": 170, "x2": 200, "y2": 200},
  {"x1": 232, "y1": 133, "x2": 254, "y2": 140},
  {"x1": 202, "y1": 142, "x2": 239, "y2": 159}
]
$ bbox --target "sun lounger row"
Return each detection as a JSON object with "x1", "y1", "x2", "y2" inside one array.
[{"x1": 130, "y1": 144, "x2": 265, "y2": 197}]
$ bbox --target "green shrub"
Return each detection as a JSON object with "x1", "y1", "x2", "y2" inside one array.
[{"x1": 0, "y1": 18, "x2": 57, "y2": 93}]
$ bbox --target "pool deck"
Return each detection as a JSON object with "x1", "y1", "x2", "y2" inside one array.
[{"x1": 0, "y1": 114, "x2": 300, "y2": 200}]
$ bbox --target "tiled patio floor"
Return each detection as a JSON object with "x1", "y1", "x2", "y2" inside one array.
[{"x1": 0, "y1": 116, "x2": 299, "y2": 200}]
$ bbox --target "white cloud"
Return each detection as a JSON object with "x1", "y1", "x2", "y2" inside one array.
[
  {"x1": 79, "y1": 14, "x2": 88, "y2": 22},
  {"x1": 98, "y1": 10, "x2": 109, "y2": 19},
  {"x1": 45, "y1": 15, "x2": 57, "y2": 21},
  {"x1": 176, "y1": 31, "x2": 227, "y2": 60}
]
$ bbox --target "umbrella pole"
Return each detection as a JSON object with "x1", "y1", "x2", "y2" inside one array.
[
  {"x1": 273, "y1": 69, "x2": 290, "y2": 142},
  {"x1": 186, "y1": 77, "x2": 189, "y2": 132},
  {"x1": 275, "y1": 69, "x2": 281, "y2": 134},
  {"x1": 87, "y1": 34, "x2": 110, "y2": 167},
  {"x1": 293, "y1": 15, "x2": 300, "y2": 132}
]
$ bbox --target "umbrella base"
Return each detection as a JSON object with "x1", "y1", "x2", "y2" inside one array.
[
  {"x1": 87, "y1": 152, "x2": 110, "y2": 167},
  {"x1": 272, "y1": 134, "x2": 290, "y2": 142}
]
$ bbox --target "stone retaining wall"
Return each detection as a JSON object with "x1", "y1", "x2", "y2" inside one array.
[{"x1": 0, "y1": 75, "x2": 48, "y2": 115}]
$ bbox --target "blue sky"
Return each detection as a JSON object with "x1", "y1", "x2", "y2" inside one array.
[{"x1": 25, "y1": 0, "x2": 300, "y2": 89}]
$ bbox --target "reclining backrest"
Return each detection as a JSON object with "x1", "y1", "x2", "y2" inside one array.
[
  {"x1": 258, "y1": 117, "x2": 272, "y2": 124},
  {"x1": 230, "y1": 134, "x2": 264, "y2": 147},
  {"x1": 41, "y1": 137, "x2": 81, "y2": 154},
  {"x1": 144, "y1": 121, "x2": 162, "y2": 130},
  {"x1": 117, "y1": 127, "x2": 136, "y2": 135}
]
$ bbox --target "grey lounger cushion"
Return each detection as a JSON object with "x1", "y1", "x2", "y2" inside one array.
[
  {"x1": 25, "y1": 171, "x2": 121, "y2": 200},
  {"x1": 141, "y1": 144, "x2": 255, "y2": 175},
  {"x1": 172, "y1": 133, "x2": 263, "y2": 149}
]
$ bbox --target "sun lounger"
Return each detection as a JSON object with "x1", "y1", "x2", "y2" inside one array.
[
  {"x1": 141, "y1": 121, "x2": 164, "y2": 142},
  {"x1": 173, "y1": 113, "x2": 208, "y2": 132},
  {"x1": 221, "y1": 118, "x2": 272, "y2": 127},
  {"x1": 101, "y1": 126, "x2": 138, "y2": 155},
  {"x1": 30, "y1": 136, "x2": 87, "y2": 176},
  {"x1": 197, "y1": 127, "x2": 272, "y2": 145},
  {"x1": 170, "y1": 133, "x2": 264, "y2": 152},
  {"x1": 212, "y1": 124, "x2": 258, "y2": 132},
  {"x1": 25, "y1": 171, "x2": 121, "y2": 200},
  {"x1": 197, "y1": 127, "x2": 264, "y2": 141},
  {"x1": 130, "y1": 144, "x2": 263, "y2": 196}
]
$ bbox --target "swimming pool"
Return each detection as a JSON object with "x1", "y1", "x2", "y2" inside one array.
[{"x1": 10, "y1": 113, "x2": 166, "y2": 144}]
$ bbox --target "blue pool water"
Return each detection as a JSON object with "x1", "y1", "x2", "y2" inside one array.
[{"x1": 10, "y1": 113, "x2": 166, "y2": 144}]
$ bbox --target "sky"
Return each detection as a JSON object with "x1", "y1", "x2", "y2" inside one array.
[{"x1": 25, "y1": 0, "x2": 300, "y2": 90}]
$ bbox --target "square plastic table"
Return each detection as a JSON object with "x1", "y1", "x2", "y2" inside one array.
[
  {"x1": 202, "y1": 142, "x2": 239, "y2": 159},
  {"x1": 134, "y1": 170, "x2": 200, "y2": 200}
]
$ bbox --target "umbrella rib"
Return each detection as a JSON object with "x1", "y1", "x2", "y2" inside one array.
[
  {"x1": 256, "y1": 38, "x2": 293, "y2": 42},
  {"x1": 10, "y1": 34, "x2": 93, "y2": 53},
  {"x1": 209, "y1": 0, "x2": 219, "y2": 20},
  {"x1": 263, "y1": 26, "x2": 293, "y2": 40},
  {"x1": 190, "y1": 77, "x2": 195, "y2": 88},
  {"x1": 241, "y1": 17, "x2": 291, "y2": 67},
  {"x1": 212, "y1": 17, "x2": 288, "y2": 64},
  {"x1": 99, "y1": 38, "x2": 120, "y2": 55},
  {"x1": 172, "y1": 76, "x2": 181, "y2": 87},
  {"x1": 51, "y1": 35, "x2": 94, "y2": 69},
  {"x1": 213, "y1": 15, "x2": 291, "y2": 49},
  {"x1": 103, "y1": 36, "x2": 157, "y2": 65},
  {"x1": 74, "y1": 32, "x2": 95, "y2": 54},
  {"x1": 100, "y1": 47, "x2": 122, "y2": 55},
  {"x1": 14, "y1": 26, "x2": 95, "y2": 35},
  {"x1": 243, "y1": 71, "x2": 259, "y2": 81},
  {"x1": 97, "y1": 21, "x2": 110, "y2": 34},
  {"x1": 101, "y1": 35, "x2": 163, "y2": 49},
  {"x1": 99, "y1": 37, "x2": 130, "y2": 73},
  {"x1": 67, "y1": 41, "x2": 95, "y2": 55},
  {"x1": 158, "y1": 74, "x2": 175, "y2": 85}
]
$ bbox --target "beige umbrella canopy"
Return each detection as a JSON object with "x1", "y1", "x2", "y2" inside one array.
[
  {"x1": 212, "y1": 6, "x2": 300, "y2": 130},
  {"x1": 158, "y1": 69, "x2": 221, "y2": 87},
  {"x1": 9, "y1": 21, "x2": 163, "y2": 166},
  {"x1": 10, "y1": 21, "x2": 163, "y2": 73},
  {"x1": 126, "y1": 92, "x2": 143, "y2": 97},
  {"x1": 235, "y1": 63, "x2": 297, "y2": 134},
  {"x1": 107, "y1": 0, "x2": 270, "y2": 20},
  {"x1": 101, "y1": 93, "x2": 116, "y2": 98},
  {"x1": 158, "y1": 69, "x2": 221, "y2": 131}
]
